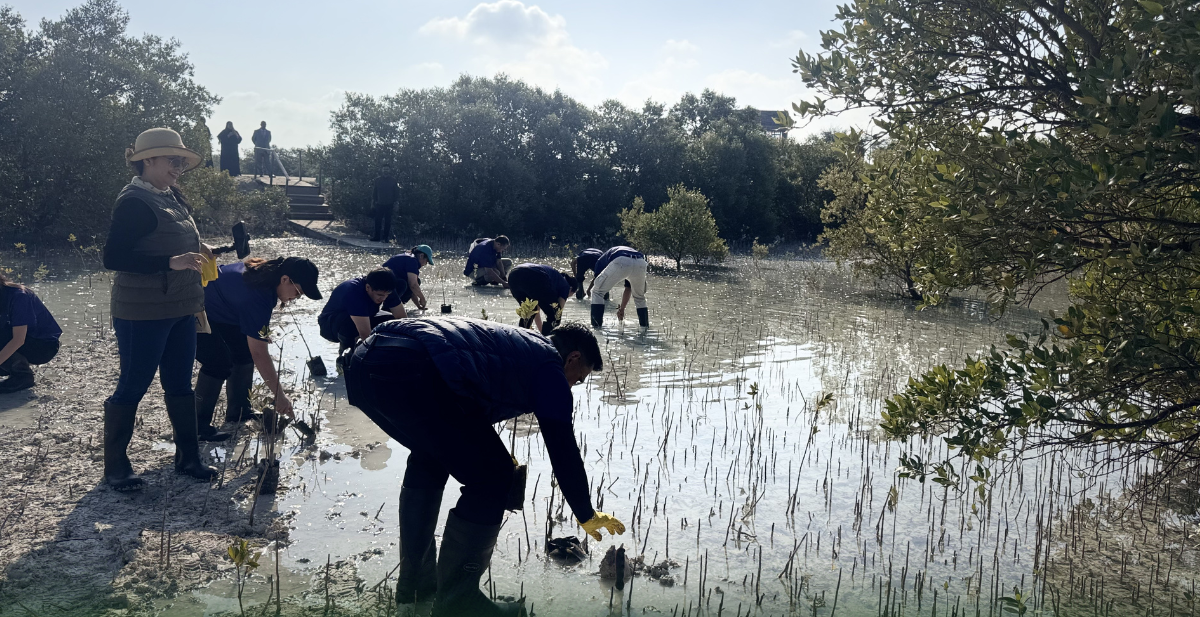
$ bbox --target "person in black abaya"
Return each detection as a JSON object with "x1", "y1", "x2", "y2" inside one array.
[{"x1": 217, "y1": 122, "x2": 242, "y2": 176}]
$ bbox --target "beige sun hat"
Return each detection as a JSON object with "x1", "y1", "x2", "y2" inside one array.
[{"x1": 125, "y1": 128, "x2": 202, "y2": 171}]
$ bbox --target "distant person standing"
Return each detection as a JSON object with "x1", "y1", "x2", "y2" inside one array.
[
  {"x1": 216, "y1": 122, "x2": 242, "y2": 176},
  {"x1": 252, "y1": 121, "x2": 272, "y2": 176},
  {"x1": 370, "y1": 165, "x2": 400, "y2": 243},
  {"x1": 0, "y1": 273, "x2": 61, "y2": 394},
  {"x1": 463, "y1": 236, "x2": 512, "y2": 287}
]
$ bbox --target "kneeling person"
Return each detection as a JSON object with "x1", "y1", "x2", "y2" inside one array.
[
  {"x1": 344, "y1": 319, "x2": 625, "y2": 615},
  {"x1": 0, "y1": 273, "x2": 61, "y2": 393},
  {"x1": 508, "y1": 263, "x2": 576, "y2": 334},
  {"x1": 196, "y1": 257, "x2": 322, "y2": 439},
  {"x1": 463, "y1": 236, "x2": 512, "y2": 287},
  {"x1": 318, "y1": 268, "x2": 406, "y2": 353},
  {"x1": 590, "y1": 246, "x2": 650, "y2": 328}
]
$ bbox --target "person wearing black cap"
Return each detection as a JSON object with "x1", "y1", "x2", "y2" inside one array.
[
  {"x1": 508, "y1": 263, "x2": 577, "y2": 334},
  {"x1": 194, "y1": 257, "x2": 322, "y2": 439},
  {"x1": 343, "y1": 318, "x2": 625, "y2": 615}
]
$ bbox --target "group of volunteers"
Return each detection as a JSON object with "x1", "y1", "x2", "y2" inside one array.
[{"x1": 0, "y1": 127, "x2": 640, "y2": 616}]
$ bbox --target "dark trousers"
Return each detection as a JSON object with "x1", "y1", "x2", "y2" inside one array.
[
  {"x1": 110, "y1": 315, "x2": 196, "y2": 405},
  {"x1": 372, "y1": 205, "x2": 393, "y2": 241},
  {"x1": 0, "y1": 328, "x2": 59, "y2": 368},
  {"x1": 196, "y1": 322, "x2": 253, "y2": 380},
  {"x1": 349, "y1": 344, "x2": 515, "y2": 525},
  {"x1": 319, "y1": 310, "x2": 394, "y2": 349}
]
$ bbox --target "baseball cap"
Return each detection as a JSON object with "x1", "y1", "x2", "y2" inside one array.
[
  {"x1": 280, "y1": 257, "x2": 322, "y2": 300},
  {"x1": 413, "y1": 245, "x2": 434, "y2": 265}
]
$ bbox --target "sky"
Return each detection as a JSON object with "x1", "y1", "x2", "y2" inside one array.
[{"x1": 11, "y1": 0, "x2": 862, "y2": 148}]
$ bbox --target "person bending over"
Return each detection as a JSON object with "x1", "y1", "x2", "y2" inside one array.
[
  {"x1": 508, "y1": 263, "x2": 576, "y2": 334},
  {"x1": 590, "y1": 246, "x2": 650, "y2": 328},
  {"x1": 318, "y1": 268, "x2": 406, "y2": 354},
  {"x1": 343, "y1": 318, "x2": 625, "y2": 616},
  {"x1": 0, "y1": 273, "x2": 61, "y2": 394},
  {"x1": 195, "y1": 257, "x2": 322, "y2": 440},
  {"x1": 571, "y1": 247, "x2": 603, "y2": 300},
  {"x1": 463, "y1": 236, "x2": 511, "y2": 287},
  {"x1": 383, "y1": 245, "x2": 434, "y2": 310}
]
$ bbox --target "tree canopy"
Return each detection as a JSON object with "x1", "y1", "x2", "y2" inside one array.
[
  {"x1": 795, "y1": 0, "x2": 1200, "y2": 484},
  {"x1": 620, "y1": 186, "x2": 729, "y2": 270},
  {"x1": 0, "y1": 0, "x2": 217, "y2": 243},
  {"x1": 325, "y1": 76, "x2": 836, "y2": 243}
]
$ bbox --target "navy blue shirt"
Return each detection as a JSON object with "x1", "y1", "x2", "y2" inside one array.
[
  {"x1": 204, "y1": 262, "x2": 279, "y2": 340},
  {"x1": 320, "y1": 277, "x2": 401, "y2": 322},
  {"x1": 514, "y1": 264, "x2": 571, "y2": 300},
  {"x1": 463, "y1": 238, "x2": 501, "y2": 276},
  {"x1": 575, "y1": 248, "x2": 602, "y2": 276},
  {"x1": 383, "y1": 253, "x2": 422, "y2": 280},
  {"x1": 4, "y1": 286, "x2": 61, "y2": 341},
  {"x1": 594, "y1": 246, "x2": 644, "y2": 274}
]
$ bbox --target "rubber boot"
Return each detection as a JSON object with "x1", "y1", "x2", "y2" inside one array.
[
  {"x1": 590, "y1": 303, "x2": 605, "y2": 328},
  {"x1": 637, "y1": 307, "x2": 650, "y2": 328},
  {"x1": 103, "y1": 399, "x2": 145, "y2": 491},
  {"x1": 164, "y1": 394, "x2": 218, "y2": 481},
  {"x1": 0, "y1": 353, "x2": 34, "y2": 393},
  {"x1": 431, "y1": 511, "x2": 525, "y2": 617},
  {"x1": 224, "y1": 363, "x2": 257, "y2": 423},
  {"x1": 396, "y1": 484, "x2": 444, "y2": 605},
  {"x1": 195, "y1": 372, "x2": 231, "y2": 442}
]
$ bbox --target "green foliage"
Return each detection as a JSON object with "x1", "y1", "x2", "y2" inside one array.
[
  {"x1": 0, "y1": 0, "x2": 217, "y2": 244},
  {"x1": 325, "y1": 76, "x2": 834, "y2": 242},
  {"x1": 751, "y1": 238, "x2": 770, "y2": 262},
  {"x1": 620, "y1": 186, "x2": 729, "y2": 270},
  {"x1": 796, "y1": 0, "x2": 1200, "y2": 484},
  {"x1": 179, "y1": 167, "x2": 290, "y2": 235}
]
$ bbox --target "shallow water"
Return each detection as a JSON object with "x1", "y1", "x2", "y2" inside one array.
[{"x1": 6, "y1": 238, "x2": 1132, "y2": 616}]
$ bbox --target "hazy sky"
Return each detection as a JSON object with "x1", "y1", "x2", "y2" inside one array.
[{"x1": 12, "y1": 0, "x2": 859, "y2": 148}]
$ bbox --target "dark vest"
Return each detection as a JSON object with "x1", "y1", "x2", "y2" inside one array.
[
  {"x1": 372, "y1": 317, "x2": 565, "y2": 423},
  {"x1": 110, "y1": 184, "x2": 205, "y2": 321}
]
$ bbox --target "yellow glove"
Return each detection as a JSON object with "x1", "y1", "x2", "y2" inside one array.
[
  {"x1": 579, "y1": 511, "x2": 626, "y2": 541},
  {"x1": 200, "y1": 254, "x2": 219, "y2": 287}
]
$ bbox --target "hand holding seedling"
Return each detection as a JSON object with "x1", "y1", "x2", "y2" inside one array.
[{"x1": 579, "y1": 511, "x2": 626, "y2": 541}]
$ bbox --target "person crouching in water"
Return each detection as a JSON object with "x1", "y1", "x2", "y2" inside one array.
[
  {"x1": 463, "y1": 236, "x2": 511, "y2": 287},
  {"x1": 343, "y1": 318, "x2": 624, "y2": 615},
  {"x1": 194, "y1": 257, "x2": 322, "y2": 440},
  {"x1": 590, "y1": 246, "x2": 650, "y2": 328},
  {"x1": 383, "y1": 245, "x2": 434, "y2": 311},
  {"x1": 318, "y1": 268, "x2": 406, "y2": 355},
  {"x1": 0, "y1": 273, "x2": 61, "y2": 393},
  {"x1": 508, "y1": 263, "x2": 576, "y2": 334}
]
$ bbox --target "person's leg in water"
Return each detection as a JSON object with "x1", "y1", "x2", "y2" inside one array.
[
  {"x1": 627, "y1": 259, "x2": 650, "y2": 327},
  {"x1": 589, "y1": 263, "x2": 624, "y2": 327},
  {"x1": 357, "y1": 347, "x2": 522, "y2": 615}
]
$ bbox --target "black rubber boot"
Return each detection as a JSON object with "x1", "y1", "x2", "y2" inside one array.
[
  {"x1": 0, "y1": 353, "x2": 35, "y2": 394},
  {"x1": 103, "y1": 399, "x2": 145, "y2": 491},
  {"x1": 396, "y1": 484, "x2": 444, "y2": 605},
  {"x1": 224, "y1": 363, "x2": 256, "y2": 423},
  {"x1": 195, "y1": 372, "x2": 231, "y2": 442},
  {"x1": 590, "y1": 303, "x2": 605, "y2": 328},
  {"x1": 431, "y1": 511, "x2": 526, "y2": 617},
  {"x1": 637, "y1": 307, "x2": 649, "y2": 328},
  {"x1": 164, "y1": 394, "x2": 218, "y2": 481}
]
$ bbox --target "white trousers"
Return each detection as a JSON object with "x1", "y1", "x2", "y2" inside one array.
[{"x1": 590, "y1": 256, "x2": 648, "y2": 309}]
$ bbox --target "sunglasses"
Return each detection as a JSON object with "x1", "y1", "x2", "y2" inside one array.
[{"x1": 160, "y1": 156, "x2": 190, "y2": 170}]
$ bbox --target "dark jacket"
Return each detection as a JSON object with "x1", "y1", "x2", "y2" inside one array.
[
  {"x1": 252, "y1": 127, "x2": 271, "y2": 149},
  {"x1": 217, "y1": 128, "x2": 242, "y2": 175},
  {"x1": 372, "y1": 175, "x2": 400, "y2": 206}
]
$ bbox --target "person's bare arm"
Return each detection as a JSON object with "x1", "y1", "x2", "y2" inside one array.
[
  {"x1": 351, "y1": 315, "x2": 374, "y2": 341},
  {"x1": 390, "y1": 304, "x2": 408, "y2": 319},
  {"x1": 0, "y1": 325, "x2": 26, "y2": 366},
  {"x1": 407, "y1": 273, "x2": 427, "y2": 309},
  {"x1": 248, "y1": 336, "x2": 293, "y2": 417},
  {"x1": 616, "y1": 286, "x2": 632, "y2": 321}
]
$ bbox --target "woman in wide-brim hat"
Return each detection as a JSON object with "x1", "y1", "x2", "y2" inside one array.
[{"x1": 99, "y1": 127, "x2": 217, "y2": 491}]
